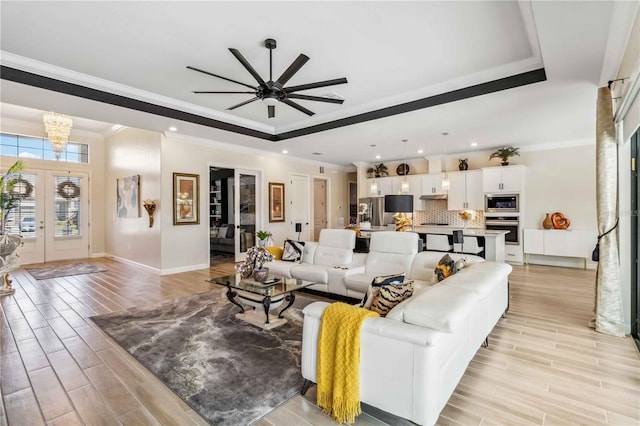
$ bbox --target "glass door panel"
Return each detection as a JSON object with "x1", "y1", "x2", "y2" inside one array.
[
  {"x1": 4, "y1": 172, "x2": 45, "y2": 264},
  {"x1": 44, "y1": 172, "x2": 89, "y2": 262},
  {"x1": 234, "y1": 170, "x2": 259, "y2": 262}
]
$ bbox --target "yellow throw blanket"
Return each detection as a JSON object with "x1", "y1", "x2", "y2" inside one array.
[{"x1": 317, "y1": 302, "x2": 379, "y2": 424}]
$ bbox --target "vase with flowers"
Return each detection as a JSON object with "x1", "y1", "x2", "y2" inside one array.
[{"x1": 235, "y1": 245, "x2": 273, "y2": 282}]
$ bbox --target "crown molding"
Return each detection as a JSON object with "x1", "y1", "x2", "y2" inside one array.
[{"x1": 0, "y1": 52, "x2": 275, "y2": 135}]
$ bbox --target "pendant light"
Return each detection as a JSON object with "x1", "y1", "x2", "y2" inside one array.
[
  {"x1": 369, "y1": 144, "x2": 378, "y2": 195},
  {"x1": 441, "y1": 132, "x2": 450, "y2": 191},
  {"x1": 400, "y1": 139, "x2": 409, "y2": 193}
]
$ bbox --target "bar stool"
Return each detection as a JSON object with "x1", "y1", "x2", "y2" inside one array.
[
  {"x1": 426, "y1": 234, "x2": 452, "y2": 252},
  {"x1": 461, "y1": 236, "x2": 484, "y2": 255}
]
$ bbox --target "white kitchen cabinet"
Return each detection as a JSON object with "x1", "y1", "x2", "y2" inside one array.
[
  {"x1": 447, "y1": 170, "x2": 483, "y2": 210},
  {"x1": 482, "y1": 165, "x2": 524, "y2": 193},
  {"x1": 421, "y1": 173, "x2": 446, "y2": 196},
  {"x1": 524, "y1": 228, "x2": 597, "y2": 268}
]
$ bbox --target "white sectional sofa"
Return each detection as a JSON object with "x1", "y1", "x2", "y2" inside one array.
[
  {"x1": 267, "y1": 230, "x2": 486, "y2": 300},
  {"x1": 266, "y1": 228, "x2": 357, "y2": 295},
  {"x1": 301, "y1": 257, "x2": 512, "y2": 426}
]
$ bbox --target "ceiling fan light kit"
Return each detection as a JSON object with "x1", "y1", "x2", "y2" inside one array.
[{"x1": 189, "y1": 38, "x2": 348, "y2": 118}]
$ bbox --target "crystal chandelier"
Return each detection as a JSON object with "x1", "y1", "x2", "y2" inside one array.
[{"x1": 43, "y1": 112, "x2": 73, "y2": 159}]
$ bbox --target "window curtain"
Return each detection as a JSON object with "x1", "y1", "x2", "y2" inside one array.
[{"x1": 592, "y1": 87, "x2": 625, "y2": 337}]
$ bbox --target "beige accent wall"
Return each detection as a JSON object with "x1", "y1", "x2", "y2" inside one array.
[
  {"x1": 104, "y1": 128, "x2": 162, "y2": 269},
  {"x1": 158, "y1": 134, "x2": 350, "y2": 273}
]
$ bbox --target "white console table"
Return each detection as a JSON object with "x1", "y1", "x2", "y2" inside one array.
[{"x1": 523, "y1": 229, "x2": 597, "y2": 269}]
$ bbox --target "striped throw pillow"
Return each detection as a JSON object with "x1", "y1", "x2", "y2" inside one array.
[{"x1": 370, "y1": 281, "x2": 414, "y2": 317}]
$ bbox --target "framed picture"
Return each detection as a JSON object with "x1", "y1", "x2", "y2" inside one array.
[
  {"x1": 173, "y1": 173, "x2": 200, "y2": 225},
  {"x1": 117, "y1": 175, "x2": 140, "y2": 218},
  {"x1": 269, "y1": 182, "x2": 285, "y2": 222}
]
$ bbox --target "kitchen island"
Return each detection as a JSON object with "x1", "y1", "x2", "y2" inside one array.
[{"x1": 360, "y1": 225, "x2": 509, "y2": 262}]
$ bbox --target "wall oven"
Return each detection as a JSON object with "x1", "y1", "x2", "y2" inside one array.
[
  {"x1": 485, "y1": 194, "x2": 519, "y2": 213},
  {"x1": 485, "y1": 216, "x2": 520, "y2": 245}
]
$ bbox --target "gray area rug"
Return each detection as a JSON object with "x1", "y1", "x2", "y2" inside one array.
[
  {"x1": 26, "y1": 262, "x2": 107, "y2": 280},
  {"x1": 90, "y1": 289, "x2": 312, "y2": 426}
]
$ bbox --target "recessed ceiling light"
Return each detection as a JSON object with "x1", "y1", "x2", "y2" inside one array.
[
  {"x1": 111, "y1": 124, "x2": 124, "y2": 132},
  {"x1": 282, "y1": 149, "x2": 288, "y2": 154},
  {"x1": 417, "y1": 149, "x2": 424, "y2": 154},
  {"x1": 169, "y1": 126, "x2": 177, "y2": 132},
  {"x1": 375, "y1": 155, "x2": 381, "y2": 159},
  {"x1": 470, "y1": 141, "x2": 478, "y2": 147}
]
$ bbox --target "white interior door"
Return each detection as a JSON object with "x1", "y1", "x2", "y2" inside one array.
[
  {"x1": 290, "y1": 174, "x2": 310, "y2": 241},
  {"x1": 9, "y1": 170, "x2": 89, "y2": 264},
  {"x1": 234, "y1": 169, "x2": 259, "y2": 262},
  {"x1": 313, "y1": 178, "x2": 328, "y2": 241}
]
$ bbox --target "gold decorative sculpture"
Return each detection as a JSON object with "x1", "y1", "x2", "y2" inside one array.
[
  {"x1": 143, "y1": 199, "x2": 157, "y2": 228},
  {"x1": 393, "y1": 212, "x2": 412, "y2": 232}
]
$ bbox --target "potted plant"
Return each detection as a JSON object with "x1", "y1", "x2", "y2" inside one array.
[
  {"x1": 366, "y1": 163, "x2": 389, "y2": 178},
  {"x1": 489, "y1": 146, "x2": 520, "y2": 166},
  {"x1": 0, "y1": 160, "x2": 26, "y2": 294},
  {"x1": 256, "y1": 230, "x2": 272, "y2": 247}
]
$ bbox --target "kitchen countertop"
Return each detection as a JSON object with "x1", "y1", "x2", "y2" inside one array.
[{"x1": 361, "y1": 225, "x2": 509, "y2": 237}]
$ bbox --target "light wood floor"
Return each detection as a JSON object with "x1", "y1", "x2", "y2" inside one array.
[{"x1": 1, "y1": 259, "x2": 638, "y2": 426}]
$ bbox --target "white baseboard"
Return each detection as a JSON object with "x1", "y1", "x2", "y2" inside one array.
[
  {"x1": 90, "y1": 252, "x2": 108, "y2": 258},
  {"x1": 104, "y1": 254, "x2": 162, "y2": 275},
  {"x1": 525, "y1": 254, "x2": 596, "y2": 270},
  {"x1": 159, "y1": 263, "x2": 210, "y2": 276},
  {"x1": 104, "y1": 254, "x2": 209, "y2": 276}
]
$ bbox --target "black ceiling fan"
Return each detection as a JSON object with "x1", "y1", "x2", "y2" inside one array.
[{"x1": 188, "y1": 38, "x2": 347, "y2": 119}]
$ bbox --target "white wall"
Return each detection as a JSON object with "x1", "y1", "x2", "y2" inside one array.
[
  {"x1": 105, "y1": 128, "x2": 162, "y2": 270},
  {"x1": 159, "y1": 134, "x2": 350, "y2": 273}
]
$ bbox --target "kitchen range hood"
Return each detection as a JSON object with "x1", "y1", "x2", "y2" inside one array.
[
  {"x1": 420, "y1": 193, "x2": 448, "y2": 200},
  {"x1": 419, "y1": 157, "x2": 448, "y2": 200}
]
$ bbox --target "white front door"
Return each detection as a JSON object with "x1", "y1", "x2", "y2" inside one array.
[{"x1": 9, "y1": 170, "x2": 89, "y2": 264}]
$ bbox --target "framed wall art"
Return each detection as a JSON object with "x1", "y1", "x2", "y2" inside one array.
[
  {"x1": 269, "y1": 182, "x2": 285, "y2": 222},
  {"x1": 173, "y1": 172, "x2": 200, "y2": 225},
  {"x1": 116, "y1": 175, "x2": 140, "y2": 218}
]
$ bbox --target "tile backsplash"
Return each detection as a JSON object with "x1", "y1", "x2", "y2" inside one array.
[{"x1": 414, "y1": 199, "x2": 485, "y2": 228}]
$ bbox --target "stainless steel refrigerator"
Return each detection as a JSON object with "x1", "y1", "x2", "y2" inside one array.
[{"x1": 358, "y1": 197, "x2": 393, "y2": 226}]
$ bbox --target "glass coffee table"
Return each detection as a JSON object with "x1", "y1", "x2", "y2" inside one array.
[{"x1": 208, "y1": 273, "x2": 315, "y2": 329}]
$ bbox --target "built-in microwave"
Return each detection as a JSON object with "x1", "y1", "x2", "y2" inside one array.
[{"x1": 485, "y1": 194, "x2": 519, "y2": 213}]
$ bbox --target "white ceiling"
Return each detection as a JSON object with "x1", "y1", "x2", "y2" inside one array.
[{"x1": 0, "y1": 1, "x2": 636, "y2": 167}]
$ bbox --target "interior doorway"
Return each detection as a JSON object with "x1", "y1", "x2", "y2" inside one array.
[
  {"x1": 289, "y1": 174, "x2": 310, "y2": 241},
  {"x1": 209, "y1": 167, "x2": 260, "y2": 264},
  {"x1": 313, "y1": 178, "x2": 328, "y2": 241}
]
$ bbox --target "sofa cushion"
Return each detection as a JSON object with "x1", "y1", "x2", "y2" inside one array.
[
  {"x1": 218, "y1": 226, "x2": 228, "y2": 239},
  {"x1": 401, "y1": 285, "x2": 478, "y2": 333},
  {"x1": 434, "y1": 254, "x2": 457, "y2": 282},
  {"x1": 344, "y1": 273, "x2": 377, "y2": 294},
  {"x1": 359, "y1": 273, "x2": 406, "y2": 309},
  {"x1": 266, "y1": 246, "x2": 283, "y2": 260},
  {"x1": 282, "y1": 240, "x2": 305, "y2": 262},
  {"x1": 290, "y1": 264, "x2": 329, "y2": 284},
  {"x1": 370, "y1": 281, "x2": 414, "y2": 317},
  {"x1": 409, "y1": 252, "x2": 485, "y2": 283}
]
